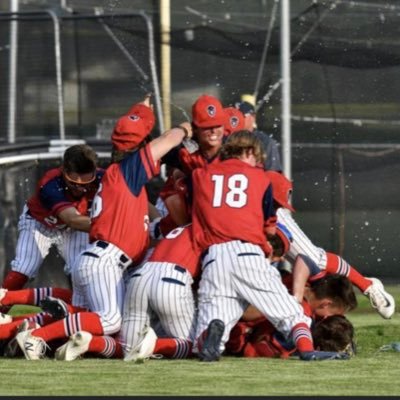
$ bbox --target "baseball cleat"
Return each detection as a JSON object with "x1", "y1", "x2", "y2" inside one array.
[
  {"x1": 4, "y1": 320, "x2": 40, "y2": 357},
  {"x1": 16, "y1": 329, "x2": 48, "y2": 360},
  {"x1": 124, "y1": 326, "x2": 157, "y2": 363},
  {"x1": 40, "y1": 296, "x2": 69, "y2": 320},
  {"x1": 364, "y1": 277, "x2": 395, "y2": 319},
  {"x1": 199, "y1": 319, "x2": 225, "y2": 362},
  {"x1": 0, "y1": 288, "x2": 8, "y2": 305},
  {"x1": 0, "y1": 312, "x2": 12, "y2": 325},
  {"x1": 55, "y1": 331, "x2": 92, "y2": 361}
]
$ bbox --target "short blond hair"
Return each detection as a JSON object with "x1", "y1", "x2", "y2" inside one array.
[{"x1": 220, "y1": 130, "x2": 265, "y2": 164}]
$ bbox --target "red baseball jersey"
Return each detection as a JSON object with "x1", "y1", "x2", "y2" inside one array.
[
  {"x1": 178, "y1": 147, "x2": 219, "y2": 175},
  {"x1": 191, "y1": 158, "x2": 275, "y2": 255},
  {"x1": 90, "y1": 144, "x2": 160, "y2": 263},
  {"x1": 149, "y1": 225, "x2": 201, "y2": 279},
  {"x1": 27, "y1": 167, "x2": 104, "y2": 229}
]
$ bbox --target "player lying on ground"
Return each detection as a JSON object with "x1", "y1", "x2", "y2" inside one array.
[{"x1": 265, "y1": 170, "x2": 395, "y2": 319}]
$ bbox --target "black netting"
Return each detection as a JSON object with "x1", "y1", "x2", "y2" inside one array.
[{"x1": 0, "y1": 0, "x2": 400, "y2": 283}]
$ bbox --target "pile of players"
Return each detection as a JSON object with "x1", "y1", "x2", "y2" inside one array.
[{"x1": 0, "y1": 93, "x2": 395, "y2": 363}]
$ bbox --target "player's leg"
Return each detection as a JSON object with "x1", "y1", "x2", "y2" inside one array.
[
  {"x1": 81, "y1": 252, "x2": 125, "y2": 335},
  {"x1": 0, "y1": 287, "x2": 72, "y2": 307},
  {"x1": 150, "y1": 262, "x2": 196, "y2": 340},
  {"x1": 230, "y1": 240, "x2": 314, "y2": 354},
  {"x1": 58, "y1": 230, "x2": 89, "y2": 276},
  {"x1": 119, "y1": 263, "x2": 153, "y2": 359},
  {"x1": 55, "y1": 332, "x2": 123, "y2": 361},
  {"x1": 2, "y1": 213, "x2": 53, "y2": 290},
  {"x1": 194, "y1": 243, "x2": 247, "y2": 360},
  {"x1": 277, "y1": 208, "x2": 327, "y2": 268}
]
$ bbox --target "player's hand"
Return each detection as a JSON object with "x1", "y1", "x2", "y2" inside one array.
[
  {"x1": 299, "y1": 351, "x2": 350, "y2": 361},
  {"x1": 141, "y1": 93, "x2": 153, "y2": 109}
]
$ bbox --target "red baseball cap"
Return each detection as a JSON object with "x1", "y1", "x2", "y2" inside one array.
[
  {"x1": 265, "y1": 170, "x2": 295, "y2": 211},
  {"x1": 224, "y1": 107, "x2": 245, "y2": 136},
  {"x1": 192, "y1": 94, "x2": 226, "y2": 128},
  {"x1": 127, "y1": 103, "x2": 155, "y2": 133},
  {"x1": 111, "y1": 115, "x2": 148, "y2": 151}
]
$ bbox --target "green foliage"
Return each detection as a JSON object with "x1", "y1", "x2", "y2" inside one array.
[{"x1": 1, "y1": 287, "x2": 400, "y2": 396}]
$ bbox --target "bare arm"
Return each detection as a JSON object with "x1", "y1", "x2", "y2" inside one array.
[
  {"x1": 149, "y1": 122, "x2": 192, "y2": 163},
  {"x1": 292, "y1": 255, "x2": 311, "y2": 303},
  {"x1": 58, "y1": 207, "x2": 91, "y2": 232}
]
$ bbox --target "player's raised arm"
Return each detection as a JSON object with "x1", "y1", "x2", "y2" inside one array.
[{"x1": 149, "y1": 122, "x2": 192, "y2": 163}]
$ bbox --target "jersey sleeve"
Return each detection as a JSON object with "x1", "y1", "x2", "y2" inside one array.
[
  {"x1": 120, "y1": 144, "x2": 160, "y2": 196},
  {"x1": 262, "y1": 183, "x2": 276, "y2": 224},
  {"x1": 39, "y1": 178, "x2": 73, "y2": 215}
]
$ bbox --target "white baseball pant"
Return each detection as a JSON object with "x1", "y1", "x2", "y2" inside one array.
[
  {"x1": 277, "y1": 208, "x2": 328, "y2": 268},
  {"x1": 10, "y1": 205, "x2": 89, "y2": 278},
  {"x1": 120, "y1": 261, "x2": 196, "y2": 355},
  {"x1": 71, "y1": 240, "x2": 131, "y2": 335},
  {"x1": 195, "y1": 240, "x2": 311, "y2": 352}
]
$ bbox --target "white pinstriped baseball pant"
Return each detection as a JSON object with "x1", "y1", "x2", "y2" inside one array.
[
  {"x1": 194, "y1": 240, "x2": 311, "y2": 353},
  {"x1": 10, "y1": 205, "x2": 89, "y2": 278},
  {"x1": 119, "y1": 261, "x2": 196, "y2": 355},
  {"x1": 71, "y1": 240, "x2": 131, "y2": 335},
  {"x1": 277, "y1": 208, "x2": 328, "y2": 268}
]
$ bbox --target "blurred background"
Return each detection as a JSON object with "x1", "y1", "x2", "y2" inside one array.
[{"x1": 0, "y1": 0, "x2": 399, "y2": 287}]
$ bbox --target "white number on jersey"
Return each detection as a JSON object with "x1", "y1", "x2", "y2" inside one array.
[
  {"x1": 211, "y1": 174, "x2": 248, "y2": 208},
  {"x1": 90, "y1": 183, "x2": 103, "y2": 218}
]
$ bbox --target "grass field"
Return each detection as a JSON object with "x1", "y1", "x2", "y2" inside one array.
[{"x1": 1, "y1": 286, "x2": 400, "y2": 397}]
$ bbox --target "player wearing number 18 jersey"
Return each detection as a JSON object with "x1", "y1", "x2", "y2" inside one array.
[{"x1": 191, "y1": 131, "x2": 347, "y2": 362}]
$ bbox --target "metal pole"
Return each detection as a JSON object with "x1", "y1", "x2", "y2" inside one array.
[
  {"x1": 141, "y1": 11, "x2": 164, "y2": 134},
  {"x1": 47, "y1": 10, "x2": 65, "y2": 141},
  {"x1": 7, "y1": 0, "x2": 19, "y2": 143},
  {"x1": 280, "y1": 0, "x2": 291, "y2": 179},
  {"x1": 159, "y1": 0, "x2": 171, "y2": 130}
]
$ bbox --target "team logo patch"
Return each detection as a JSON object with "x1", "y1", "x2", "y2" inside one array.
[
  {"x1": 128, "y1": 114, "x2": 140, "y2": 122},
  {"x1": 230, "y1": 116, "x2": 239, "y2": 128},
  {"x1": 207, "y1": 105, "x2": 216, "y2": 117}
]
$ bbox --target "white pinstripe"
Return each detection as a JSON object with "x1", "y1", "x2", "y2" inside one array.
[
  {"x1": 120, "y1": 261, "x2": 196, "y2": 355},
  {"x1": 10, "y1": 205, "x2": 89, "y2": 279},
  {"x1": 71, "y1": 241, "x2": 130, "y2": 335},
  {"x1": 277, "y1": 208, "x2": 328, "y2": 269},
  {"x1": 195, "y1": 240, "x2": 311, "y2": 353}
]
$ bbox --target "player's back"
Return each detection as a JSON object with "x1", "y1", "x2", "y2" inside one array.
[{"x1": 192, "y1": 158, "x2": 272, "y2": 253}]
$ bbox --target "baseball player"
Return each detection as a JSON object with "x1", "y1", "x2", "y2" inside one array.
[
  {"x1": 1, "y1": 144, "x2": 103, "y2": 291},
  {"x1": 223, "y1": 106, "x2": 245, "y2": 137},
  {"x1": 152, "y1": 94, "x2": 227, "y2": 238},
  {"x1": 121, "y1": 224, "x2": 201, "y2": 361},
  {"x1": 54, "y1": 224, "x2": 201, "y2": 362},
  {"x1": 235, "y1": 99, "x2": 282, "y2": 172},
  {"x1": 265, "y1": 170, "x2": 395, "y2": 319},
  {"x1": 15, "y1": 96, "x2": 193, "y2": 360},
  {"x1": 191, "y1": 130, "x2": 347, "y2": 362},
  {"x1": 227, "y1": 314, "x2": 355, "y2": 359}
]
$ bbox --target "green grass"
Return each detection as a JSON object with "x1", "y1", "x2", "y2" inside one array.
[{"x1": 2, "y1": 286, "x2": 400, "y2": 396}]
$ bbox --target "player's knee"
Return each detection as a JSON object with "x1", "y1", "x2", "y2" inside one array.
[{"x1": 99, "y1": 312, "x2": 122, "y2": 335}]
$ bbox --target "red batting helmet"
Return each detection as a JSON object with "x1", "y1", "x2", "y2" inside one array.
[{"x1": 265, "y1": 170, "x2": 295, "y2": 211}]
